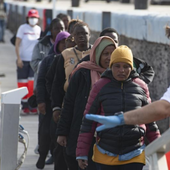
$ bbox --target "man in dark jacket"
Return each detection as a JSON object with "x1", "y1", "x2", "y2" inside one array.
[{"x1": 36, "y1": 31, "x2": 69, "y2": 169}]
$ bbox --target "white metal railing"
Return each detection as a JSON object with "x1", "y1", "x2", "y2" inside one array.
[
  {"x1": 145, "y1": 128, "x2": 170, "y2": 170},
  {"x1": 0, "y1": 87, "x2": 28, "y2": 170}
]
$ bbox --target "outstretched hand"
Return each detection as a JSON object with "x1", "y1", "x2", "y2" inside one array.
[{"x1": 85, "y1": 112, "x2": 124, "y2": 131}]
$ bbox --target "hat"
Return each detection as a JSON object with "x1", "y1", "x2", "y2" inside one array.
[
  {"x1": 27, "y1": 9, "x2": 39, "y2": 18},
  {"x1": 95, "y1": 38, "x2": 116, "y2": 66},
  {"x1": 109, "y1": 45, "x2": 133, "y2": 69}
]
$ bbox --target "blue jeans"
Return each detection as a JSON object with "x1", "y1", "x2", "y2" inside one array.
[{"x1": 0, "y1": 19, "x2": 5, "y2": 41}]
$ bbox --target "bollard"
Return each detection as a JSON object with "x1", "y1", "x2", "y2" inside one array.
[
  {"x1": 120, "y1": 0, "x2": 130, "y2": 3},
  {"x1": 71, "y1": 0, "x2": 80, "y2": 7},
  {"x1": 0, "y1": 87, "x2": 28, "y2": 170},
  {"x1": 134, "y1": 0, "x2": 149, "y2": 9},
  {"x1": 67, "y1": 10, "x2": 73, "y2": 19},
  {"x1": 102, "y1": 12, "x2": 111, "y2": 30}
]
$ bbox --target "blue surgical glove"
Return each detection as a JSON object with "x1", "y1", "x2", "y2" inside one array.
[{"x1": 85, "y1": 112, "x2": 125, "y2": 131}]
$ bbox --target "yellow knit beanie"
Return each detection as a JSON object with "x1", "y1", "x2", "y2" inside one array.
[{"x1": 109, "y1": 45, "x2": 133, "y2": 69}]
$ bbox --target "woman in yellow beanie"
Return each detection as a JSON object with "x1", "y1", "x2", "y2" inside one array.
[
  {"x1": 76, "y1": 45, "x2": 160, "y2": 170},
  {"x1": 56, "y1": 36, "x2": 117, "y2": 170}
]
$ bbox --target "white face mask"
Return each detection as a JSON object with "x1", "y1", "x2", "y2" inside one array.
[{"x1": 28, "y1": 18, "x2": 38, "y2": 26}]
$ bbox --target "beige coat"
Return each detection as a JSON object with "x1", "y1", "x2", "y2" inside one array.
[{"x1": 62, "y1": 46, "x2": 91, "y2": 92}]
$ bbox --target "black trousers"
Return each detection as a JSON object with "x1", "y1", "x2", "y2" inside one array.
[
  {"x1": 50, "y1": 118, "x2": 58, "y2": 156},
  {"x1": 53, "y1": 143, "x2": 68, "y2": 170},
  {"x1": 65, "y1": 154, "x2": 78, "y2": 170},
  {"x1": 66, "y1": 137, "x2": 97, "y2": 170},
  {"x1": 95, "y1": 162, "x2": 144, "y2": 170},
  {"x1": 38, "y1": 102, "x2": 52, "y2": 157},
  {"x1": 52, "y1": 119, "x2": 68, "y2": 170}
]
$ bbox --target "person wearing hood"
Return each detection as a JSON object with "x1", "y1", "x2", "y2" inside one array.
[
  {"x1": 45, "y1": 19, "x2": 78, "y2": 95},
  {"x1": 36, "y1": 31, "x2": 70, "y2": 170},
  {"x1": 45, "y1": 30, "x2": 77, "y2": 170},
  {"x1": 56, "y1": 36, "x2": 116, "y2": 170},
  {"x1": 79, "y1": 27, "x2": 154, "y2": 85},
  {"x1": 51, "y1": 21, "x2": 92, "y2": 127},
  {"x1": 76, "y1": 45, "x2": 160, "y2": 170}
]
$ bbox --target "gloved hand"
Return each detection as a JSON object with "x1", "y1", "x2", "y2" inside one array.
[{"x1": 85, "y1": 112, "x2": 125, "y2": 131}]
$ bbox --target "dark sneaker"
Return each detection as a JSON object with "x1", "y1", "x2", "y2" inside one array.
[
  {"x1": 45, "y1": 156, "x2": 54, "y2": 165},
  {"x1": 36, "y1": 155, "x2": 46, "y2": 169}
]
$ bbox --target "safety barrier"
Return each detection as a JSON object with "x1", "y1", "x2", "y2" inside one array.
[
  {"x1": 145, "y1": 128, "x2": 170, "y2": 170},
  {"x1": 0, "y1": 87, "x2": 28, "y2": 170}
]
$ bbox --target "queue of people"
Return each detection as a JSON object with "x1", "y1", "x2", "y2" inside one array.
[{"x1": 15, "y1": 8, "x2": 162, "y2": 170}]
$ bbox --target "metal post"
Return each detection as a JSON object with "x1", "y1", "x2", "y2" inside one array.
[
  {"x1": 102, "y1": 12, "x2": 111, "y2": 30},
  {"x1": 72, "y1": 0, "x2": 80, "y2": 7},
  {"x1": 134, "y1": 0, "x2": 149, "y2": 9},
  {"x1": 52, "y1": 0, "x2": 56, "y2": 19},
  {"x1": 0, "y1": 87, "x2": 28, "y2": 170}
]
